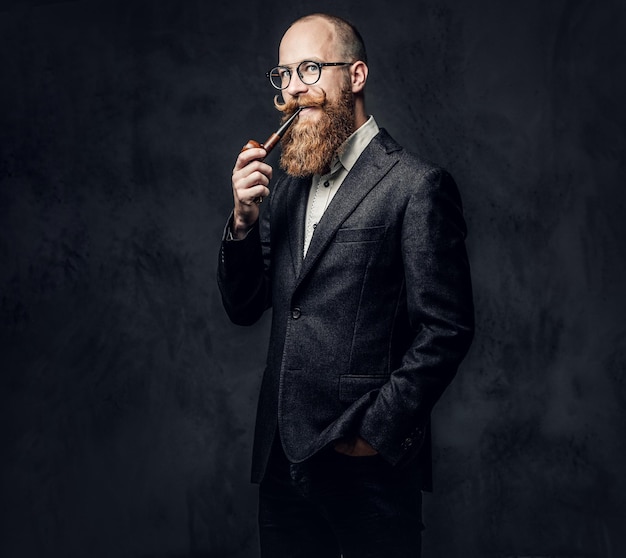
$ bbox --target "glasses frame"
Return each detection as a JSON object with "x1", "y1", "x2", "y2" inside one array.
[{"x1": 266, "y1": 60, "x2": 353, "y2": 90}]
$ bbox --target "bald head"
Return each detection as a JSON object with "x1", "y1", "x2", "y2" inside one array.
[{"x1": 287, "y1": 13, "x2": 367, "y2": 65}]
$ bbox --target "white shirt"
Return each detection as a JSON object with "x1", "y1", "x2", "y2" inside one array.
[{"x1": 303, "y1": 115, "x2": 380, "y2": 256}]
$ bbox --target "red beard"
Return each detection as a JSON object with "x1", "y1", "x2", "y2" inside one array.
[{"x1": 275, "y1": 86, "x2": 355, "y2": 177}]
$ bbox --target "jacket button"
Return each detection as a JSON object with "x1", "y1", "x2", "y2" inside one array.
[{"x1": 291, "y1": 307, "x2": 301, "y2": 319}]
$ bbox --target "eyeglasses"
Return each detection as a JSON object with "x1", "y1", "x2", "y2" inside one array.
[{"x1": 266, "y1": 60, "x2": 352, "y2": 90}]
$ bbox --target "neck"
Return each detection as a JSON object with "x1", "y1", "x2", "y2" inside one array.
[{"x1": 353, "y1": 97, "x2": 368, "y2": 130}]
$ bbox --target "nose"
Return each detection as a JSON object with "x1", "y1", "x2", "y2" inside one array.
[{"x1": 284, "y1": 70, "x2": 308, "y2": 97}]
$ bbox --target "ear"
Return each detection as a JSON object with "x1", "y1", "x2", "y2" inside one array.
[{"x1": 350, "y1": 61, "x2": 368, "y2": 93}]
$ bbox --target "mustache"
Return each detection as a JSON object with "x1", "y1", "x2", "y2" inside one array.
[{"x1": 274, "y1": 90, "x2": 327, "y2": 118}]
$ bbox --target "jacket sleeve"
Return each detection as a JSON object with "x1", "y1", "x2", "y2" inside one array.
[
  {"x1": 217, "y1": 207, "x2": 272, "y2": 326},
  {"x1": 358, "y1": 166, "x2": 475, "y2": 466}
]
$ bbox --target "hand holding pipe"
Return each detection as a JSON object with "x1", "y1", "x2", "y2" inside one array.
[{"x1": 240, "y1": 107, "x2": 302, "y2": 203}]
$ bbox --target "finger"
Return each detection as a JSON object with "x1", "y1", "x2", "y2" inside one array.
[
  {"x1": 233, "y1": 181, "x2": 270, "y2": 206},
  {"x1": 233, "y1": 177, "x2": 269, "y2": 204},
  {"x1": 233, "y1": 161, "x2": 273, "y2": 187},
  {"x1": 241, "y1": 184, "x2": 270, "y2": 205},
  {"x1": 235, "y1": 147, "x2": 267, "y2": 171},
  {"x1": 233, "y1": 167, "x2": 272, "y2": 199}
]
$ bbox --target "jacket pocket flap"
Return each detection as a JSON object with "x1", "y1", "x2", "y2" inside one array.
[
  {"x1": 339, "y1": 374, "x2": 389, "y2": 402},
  {"x1": 334, "y1": 225, "x2": 386, "y2": 243}
]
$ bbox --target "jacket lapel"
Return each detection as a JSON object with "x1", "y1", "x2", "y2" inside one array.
[
  {"x1": 295, "y1": 131, "x2": 401, "y2": 289},
  {"x1": 284, "y1": 176, "x2": 310, "y2": 278}
]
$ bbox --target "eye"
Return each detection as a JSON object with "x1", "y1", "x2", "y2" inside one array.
[{"x1": 302, "y1": 62, "x2": 319, "y2": 74}]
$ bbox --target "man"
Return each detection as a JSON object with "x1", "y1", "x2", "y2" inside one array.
[{"x1": 218, "y1": 13, "x2": 474, "y2": 558}]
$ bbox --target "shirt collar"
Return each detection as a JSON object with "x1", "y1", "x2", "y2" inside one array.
[{"x1": 326, "y1": 115, "x2": 380, "y2": 176}]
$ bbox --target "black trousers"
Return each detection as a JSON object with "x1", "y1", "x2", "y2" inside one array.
[{"x1": 258, "y1": 436, "x2": 424, "y2": 558}]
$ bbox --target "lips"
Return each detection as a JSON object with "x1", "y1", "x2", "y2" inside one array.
[{"x1": 298, "y1": 106, "x2": 320, "y2": 115}]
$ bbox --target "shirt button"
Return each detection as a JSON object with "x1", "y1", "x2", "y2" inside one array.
[{"x1": 291, "y1": 307, "x2": 302, "y2": 319}]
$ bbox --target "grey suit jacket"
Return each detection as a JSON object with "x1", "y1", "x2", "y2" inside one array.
[{"x1": 218, "y1": 129, "x2": 474, "y2": 489}]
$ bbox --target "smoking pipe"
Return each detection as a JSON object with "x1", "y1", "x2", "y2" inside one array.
[
  {"x1": 240, "y1": 107, "x2": 303, "y2": 204},
  {"x1": 241, "y1": 107, "x2": 303, "y2": 156}
]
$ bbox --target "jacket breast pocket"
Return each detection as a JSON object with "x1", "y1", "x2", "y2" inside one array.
[
  {"x1": 339, "y1": 374, "x2": 389, "y2": 403},
  {"x1": 334, "y1": 225, "x2": 386, "y2": 243}
]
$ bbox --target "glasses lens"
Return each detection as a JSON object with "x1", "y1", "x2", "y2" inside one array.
[
  {"x1": 269, "y1": 67, "x2": 290, "y2": 90},
  {"x1": 298, "y1": 61, "x2": 321, "y2": 85}
]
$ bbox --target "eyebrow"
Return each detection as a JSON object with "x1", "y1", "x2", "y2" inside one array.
[{"x1": 277, "y1": 57, "x2": 324, "y2": 67}]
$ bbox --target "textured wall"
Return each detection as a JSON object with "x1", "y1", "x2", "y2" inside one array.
[{"x1": 1, "y1": 1, "x2": 624, "y2": 557}]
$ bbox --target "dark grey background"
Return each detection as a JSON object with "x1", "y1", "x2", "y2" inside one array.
[{"x1": 1, "y1": 0, "x2": 625, "y2": 557}]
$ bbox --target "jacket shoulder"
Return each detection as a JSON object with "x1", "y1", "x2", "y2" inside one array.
[
  {"x1": 375, "y1": 128, "x2": 443, "y2": 169},
  {"x1": 373, "y1": 128, "x2": 454, "y2": 188}
]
